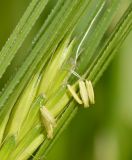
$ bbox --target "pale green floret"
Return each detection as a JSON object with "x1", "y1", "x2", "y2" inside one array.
[
  {"x1": 38, "y1": 35, "x2": 75, "y2": 97},
  {"x1": 0, "y1": 135, "x2": 16, "y2": 160},
  {"x1": 15, "y1": 134, "x2": 44, "y2": 160},
  {"x1": 5, "y1": 73, "x2": 41, "y2": 138},
  {"x1": 18, "y1": 94, "x2": 45, "y2": 142},
  {"x1": 10, "y1": 125, "x2": 43, "y2": 159}
]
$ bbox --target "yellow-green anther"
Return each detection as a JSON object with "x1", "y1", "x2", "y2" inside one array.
[
  {"x1": 85, "y1": 80, "x2": 95, "y2": 104},
  {"x1": 40, "y1": 106, "x2": 56, "y2": 139},
  {"x1": 67, "y1": 84, "x2": 83, "y2": 104},
  {"x1": 79, "y1": 80, "x2": 89, "y2": 108}
]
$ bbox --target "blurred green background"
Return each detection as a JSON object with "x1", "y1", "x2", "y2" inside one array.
[{"x1": 0, "y1": 1, "x2": 132, "y2": 160}]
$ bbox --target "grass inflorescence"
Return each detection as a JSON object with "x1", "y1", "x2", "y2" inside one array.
[{"x1": 0, "y1": 0, "x2": 131, "y2": 159}]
